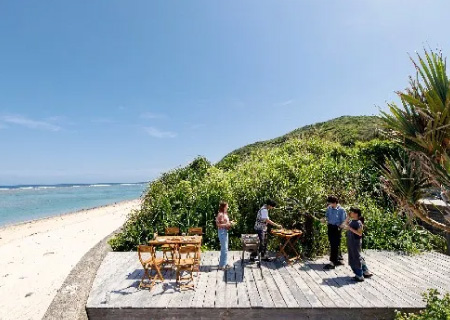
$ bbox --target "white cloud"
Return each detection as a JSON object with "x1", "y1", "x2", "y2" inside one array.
[
  {"x1": 1, "y1": 115, "x2": 61, "y2": 131},
  {"x1": 144, "y1": 126, "x2": 176, "y2": 138},
  {"x1": 275, "y1": 99, "x2": 294, "y2": 107},
  {"x1": 140, "y1": 112, "x2": 166, "y2": 119}
]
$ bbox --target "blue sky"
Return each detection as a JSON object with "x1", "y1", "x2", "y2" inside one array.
[{"x1": 0, "y1": 1, "x2": 449, "y2": 185}]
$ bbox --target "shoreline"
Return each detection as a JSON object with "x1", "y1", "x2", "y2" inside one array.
[
  {"x1": 0, "y1": 198, "x2": 141, "y2": 231},
  {"x1": 0, "y1": 199, "x2": 141, "y2": 320}
]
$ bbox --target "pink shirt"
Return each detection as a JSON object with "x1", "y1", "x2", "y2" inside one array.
[{"x1": 216, "y1": 212, "x2": 230, "y2": 230}]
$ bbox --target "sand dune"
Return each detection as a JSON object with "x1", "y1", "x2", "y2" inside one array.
[{"x1": 0, "y1": 199, "x2": 140, "y2": 320}]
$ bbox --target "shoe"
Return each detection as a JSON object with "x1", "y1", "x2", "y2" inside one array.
[
  {"x1": 249, "y1": 257, "x2": 256, "y2": 263},
  {"x1": 335, "y1": 261, "x2": 345, "y2": 266},
  {"x1": 323, "y1": 263, "x2": 335, "y2": 270},
  {"x1": 363, "y1": 272, "x2": 373, "y2": 278},
  {"x1": 353, "y1": 276, "x2": 365, "y2": 282}
]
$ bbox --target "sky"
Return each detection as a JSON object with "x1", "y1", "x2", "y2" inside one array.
[{"x1": 1, "y1": 0, "x2": 449, "y2": 185}]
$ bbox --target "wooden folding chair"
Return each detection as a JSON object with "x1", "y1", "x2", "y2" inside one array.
[
  {"x1": 186, "y1": 228, "x2": 203, "y2": 274},
  {"x1": 175, "y1": 244, "x2": 199, "y2": 290},
  {"x1": 160, "y1": 227, "x2": 180, "y2": 265},
  {"x1": 165, "y1": 227, "x2": 180, "y2": 235},
  {"x1": 137, "y1": 245, "x2": 164, "y2": 290},
  {"x1": 187, "y1": 227, "x2": 203, "y2": 236}
]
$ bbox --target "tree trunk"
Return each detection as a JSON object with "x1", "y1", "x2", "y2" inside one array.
[{"x1": 410, "y1": 205, "x2": 450, "y2": 233}]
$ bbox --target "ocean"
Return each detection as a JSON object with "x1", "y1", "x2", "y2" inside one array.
[{"x1": 0, "y1": 183, "x2": 148, "y2": 227}]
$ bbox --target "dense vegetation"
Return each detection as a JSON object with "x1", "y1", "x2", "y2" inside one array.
[
  {"x1": 109, "y1": 116, "x2": 446, "y2": 255},
  {"x1": 395, "y1": 289, "x2": 450, "y2": 320}
]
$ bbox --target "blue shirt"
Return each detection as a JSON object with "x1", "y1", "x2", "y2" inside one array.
[{"x1": 326, "y1": 205, "x2": 347, "y2": 226}]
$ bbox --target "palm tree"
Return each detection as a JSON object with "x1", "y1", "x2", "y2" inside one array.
[{"x1": 381, "y1": 49, "x2": 450, "y2": 233}]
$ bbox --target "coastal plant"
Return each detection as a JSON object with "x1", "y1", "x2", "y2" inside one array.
[
  {"x1": 381, "y1": 49, "x2": 450, "y2": 233},
  {"x1": 395, "y1": 289, "x2": 450, "y2": 320}
]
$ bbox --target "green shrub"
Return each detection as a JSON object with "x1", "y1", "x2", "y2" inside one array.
[
  {"x1": 395, "y1": 289, "x2": 450, "y2": 320},
  {"x1": 109, "y1": 138, "x2": 446, "y2": 255}
]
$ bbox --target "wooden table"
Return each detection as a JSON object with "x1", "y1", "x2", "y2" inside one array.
[
  {"x1": 149, "y1": 235, "x2": 202, "y2": 246},
  {"x1": 149, "y1": 235, "x2": 202, "y2": 268},
  {"x1": 271, "y1": 229, "x2": 302, "y2": 264}
]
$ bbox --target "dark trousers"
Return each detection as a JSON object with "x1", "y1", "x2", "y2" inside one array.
[
  {"x1": 327, "y1": 224, "x2": 341, "y2": 265},
  {"x1": 250, "y1": 229, "x2": 267, "y2": 258}
]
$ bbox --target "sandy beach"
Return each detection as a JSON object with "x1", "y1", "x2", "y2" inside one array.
[{"x1": 0, "y1": 199, "x2": 141, "y2": 320}]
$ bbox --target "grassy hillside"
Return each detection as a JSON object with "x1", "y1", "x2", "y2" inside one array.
[{"x1": 219, "y1": 115, "x2": 384, "y2": 166}]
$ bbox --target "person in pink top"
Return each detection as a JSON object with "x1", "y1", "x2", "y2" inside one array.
[{"x1": 216, "y1": 201, "x2": 235, "y2": 270}]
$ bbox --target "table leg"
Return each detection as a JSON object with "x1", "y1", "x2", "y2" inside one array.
[
  {"x1": 286, "y1": 236, "x2": 301, "y2": 263},
  {"x1": 280, "y1": 238, "x2": 290, "y2": 263}
]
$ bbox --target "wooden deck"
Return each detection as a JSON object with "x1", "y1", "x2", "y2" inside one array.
[{"x1": 86, "y1": 250, "x2": 450, "y2": 320}]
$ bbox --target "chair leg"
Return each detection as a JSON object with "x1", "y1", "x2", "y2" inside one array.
[
  {"x1": 155, "y1": 265, "x2": 164, "y2": 282},
  {"x1": 177, "y1": 267, "x2": 195, "y2": 291},
  {"x1": 139, "y1": 268, "x2": 154, "y2": 289}
]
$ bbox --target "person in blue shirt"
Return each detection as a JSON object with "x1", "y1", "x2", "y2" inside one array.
[{"x1": 322, "y1": 195, "x2": 347, "y2": 269}]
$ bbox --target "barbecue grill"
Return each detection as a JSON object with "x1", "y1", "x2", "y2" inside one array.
[{"x1": 241, "y1": 234, "x2": 261, "y2": 268}]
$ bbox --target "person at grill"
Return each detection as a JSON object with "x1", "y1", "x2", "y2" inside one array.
[
  {"x1": 216, "y1": 201, "x2": 235, "y2": 270},
  {"x1": 322, "y1": 195, "x2": 347, "y2": 269},
  {"x1": 342, "y1": 207, "x2": 373, "y2": 281},
  {"x1": 250, "y1": 199, "x2": 282, "y2": 262}
]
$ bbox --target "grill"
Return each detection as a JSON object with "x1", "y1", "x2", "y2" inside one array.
[{"x1": 241, "y1": 234, "x2": 261, "y2": 268}]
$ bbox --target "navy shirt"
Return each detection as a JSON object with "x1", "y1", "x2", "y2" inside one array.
[{"x1": 347, "y1": 219, "x2": 363, "y2": 240}]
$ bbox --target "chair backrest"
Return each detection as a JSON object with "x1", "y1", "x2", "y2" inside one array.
[
  {"x1": 176, "y1": 244, "x2": 200, "y2": 260},
  {"x1": 137, "y1": 245, "x2": 155, "y2": 266},
  {"x1": 188, "y1": 227, "x2": 203, "y2": 236},
  {"x1": 165, "y1": 227, "x2": 180, "y2": 236}
]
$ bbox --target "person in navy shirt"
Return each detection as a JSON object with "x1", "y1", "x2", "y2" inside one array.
[
  {"x1": 342, "y1": 207, "x2": 373, "y2": 281},
  {"x1": 322, "y1": 195, "x2": 347, "y2": 269}
]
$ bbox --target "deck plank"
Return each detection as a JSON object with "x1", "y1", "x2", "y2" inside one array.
[
  {"x1": 190, "y1": 251, "x2": 212, "y2": 307},
  {"x1": 393, "y1": 254, "x2": 450, "y2": 290},
  {"x1": 282, "y1": 262, "x2": 320, "y2": 307},
  {"x1": 226, "y1": 252, "x2": 240, "y2": 308},
  {"x1": 367, "y1": 252, "x2": 442, "y2": 294},
  {"x1": 203, "y1": 252, "x2": 220, "y2": 308},
  {"x1": 306, "y1": 257, "x2": 361, "y2": 308},
  {"x1": 264, "y1": 261, "x2": 300, "y2": 308},
  {"x1": 417, "y1": 252, "x2": 450, "y2": 273},
  {"x1": 234, "y1": 252, "x2": 251, "y2": 308},
  {"x1": 260, "y1": 260, "x2": 287, "y2": 308},
  {"x1": 299, "y1": 261, "x2": 341, "y2": 307},
  {"x1": 243, "y1": 263, "x2": 263, "y2": 307},
  {"x1": 363, "y1": 253, "x2": 425, "y2": 302},
  {"x1": 251, "y1": 261, "x2": 276, "y2": 307},
  {"x1": 331, "y1": 260, "x2": 388, "y2": 308},
  {"x1": 355, "y1": 254, "x2": 412, "y2": 308}
]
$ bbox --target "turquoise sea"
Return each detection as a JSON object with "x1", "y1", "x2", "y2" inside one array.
[{"x1": 0, "y1": 183, "x2": 148, "y2": 227}]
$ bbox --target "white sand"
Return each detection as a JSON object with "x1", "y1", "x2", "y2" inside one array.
[{"x1": 0, "y1": 199, "x2": 141, "y2": 320}]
